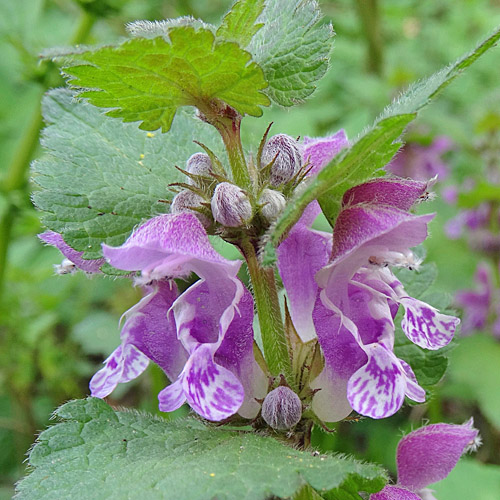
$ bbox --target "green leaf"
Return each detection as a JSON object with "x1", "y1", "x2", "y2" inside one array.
[
  {"x1": 457, "y1": 181, "x2": 500, "y2": 208},
  {"x1": 248, "y1": 0, "x2": 333, "y2": 106},
  {"x1": 268, "y1": 25, "x2": 500, "y2": 245},
  {"x1": 58, "y1": 26, "x2": 270, "y2": 132},
  {"x1": 217, "y1": 0, "x2": 265, "y2": 47},
  {"x1": 33, "y1": 88, "x2": 222, "y2": 260},
  {"x1": 431, "y1": 459, "x2": 500, "y2": 500},
  {"x1": 393, "y1": 261, "x2": 451, "y2": 389},
  {"x1": 446, "y1": 335, "x2": 500, "y2": 429},
  {"x1": 394, "y1": 323, "x2": 449, "y2": 389},
  {"x1": 16, "y1": 398, "x2": 387, "y2": 500},
  {"x1": 394, "y1": 262, "x2": 438, "y2": 300}
]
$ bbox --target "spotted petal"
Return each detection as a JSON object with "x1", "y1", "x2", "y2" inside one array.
[
  {"x1": 182, "y1": 344, "x2": 245, "y2": 421},
  {"x1": 347, "y1": 343, "x2": 407, "y2": 419},
  {"x1": 158, "y1": 379, "x2": 186, "y2": 413},
  {"x1": 400, "y1": 297, "x2": 459, "y2": 350},
  {"x1": 90, "y1": 344, "x2": 149, "y2": 398},
  {"x1": 90, "y1": 281, "x2": 186, "y2": 397}
]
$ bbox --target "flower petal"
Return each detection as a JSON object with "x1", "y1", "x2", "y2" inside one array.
[
  {"x1": 342, "y1": 178, "x2": 430, "y2": 211},
  {"x1": 303, "y1": 130, "x2": 348, "y2": 176},
  {"x1": 370, "y1": 486, "x2": 421, "y2": 500},
  {"x1": 347, "y1": 343, "x2": 407, "y2": 419},
  {"x1": 89, "y1": 344, "x2": 149, "y2": 398},
  {"x1": 182, "y1": 344, "x2": 245, "y2": 421},
  {"x1": 215, "y1": 286, "x2": 267, "y2": 419},
  {"x1": 39, "y1": 231, "x2": 105, "y2": 273},
  {"x1": 400, "y1": 297, "x2": 459, "y2": 350},
  {"x1": 330, "y1": 206, "x2": 434, "y2": 269},
  {"x1": 311, "y1": 295, "x2": 366, "y2": 422},
  {"x1": 90, "y1": 281, "x2": 187, "y2": 397},
  {"x1": 277, "y1": 225, "x2": 332, "y2": 342},
  {"x1": 396, "y1": 420, "x2": 480, "y2": 491},
  {"x1": 102, "y1": 213, "x2": 240, "y2": 281},
  {"x1": 400, "y1": 359, "x2": 426, "y2": 403},
  {"x1": 158, "y1": 379, "x2": 187, "y2": 412}
]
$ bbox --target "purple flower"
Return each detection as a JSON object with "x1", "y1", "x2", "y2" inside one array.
[
  {"x1": 278, "y1": 142, "x2": 459, "y2": 421},
  {"x1": 387, "y1": 136, "x2": 453, "y2": 181},
  {"x1": 95, "y1": 212, "x2": 266, "y2": 421},
  {"x1": 370, "y1": 420, "x2": 480, "y2": 500},
  {"x1": 38, "y1": 231, "x2": 105, "y2": 273},
  {"x1": 454, "y1": 263, "x2": 492, "y2": 335}
]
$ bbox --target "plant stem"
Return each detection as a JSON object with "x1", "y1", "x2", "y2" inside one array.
[
  {"x1": 354, "y1": 0, "x2": 384, "y2": 76},
  {"x1": 196, "y1": 100, "x2": 253, "y2": 193},
  {"x1": 240, "y1": 238, "x2": 293, "y2": 382},
  {"x1": 0, "y1": 9, "x2": 96, "y2": 298}
]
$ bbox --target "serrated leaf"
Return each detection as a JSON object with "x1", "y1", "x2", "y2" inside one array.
[
  {"x1": 268, "y1": 25, "x2": 500, "y2": 245},
  {"x1": 58, "y1": 26, "x2": 270, "y2": 132},
  {"x1": 126, "y1": 18, "x2": 216, "y2": 39},
  {"x1": 33, "y1": 88, "x2": 222, "y2": 260},
  {"x1": 217, "y1": 0, "x2": 265, "y2": 47},
  {"x1": 16, "y1": 398, "x2": 387, "y2": 500},
  {"x1": 248, "y1": 0, "x2": 333, "y2": 106}
]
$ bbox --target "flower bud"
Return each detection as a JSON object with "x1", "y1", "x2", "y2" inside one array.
[
  {"x1": 261, "y1": 386, "x2": 302, "y2": 430},
  {"x1": 171, "y1": 190, "x2": 211, "y2": 228},
  {"x1": 261, "y1": 134, "x2": 302, "y2": 187},
  {"x1": 259, "y1": 189, "x2": 286, "y2": 221},
  {"x1": 211, "y1": 182, "x2": 252, "y2": 227},
  {"x1": 186, "y1": 153, "x2": 213, "y2": 185}
]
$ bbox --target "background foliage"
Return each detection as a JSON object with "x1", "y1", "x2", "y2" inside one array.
[{"x1": 1, "y1": 0, "x2": 500, "y2": 498}]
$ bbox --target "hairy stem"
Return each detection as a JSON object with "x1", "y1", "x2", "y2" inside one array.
[
  {"x1": 196, "y1": 100, "x2": 254, "y2": 193},
  {"x1": 0, "y1": 9, "x2": 95, "y2": 298},
  {"x1": 240, "y1": 238, "x2": 293, "y2": 383}
]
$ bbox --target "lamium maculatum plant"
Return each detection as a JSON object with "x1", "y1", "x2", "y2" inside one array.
[{"x1": 16, "y1": 1, "x2": 500, "y2": 499}]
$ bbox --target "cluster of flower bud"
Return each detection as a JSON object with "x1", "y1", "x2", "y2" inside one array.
[
  {"x1": 261, "y1": 134, "x2": 303, "y2": 187},
  {"x1": 170, "y1": 134, "x2": 304, "y2": 230},
  {"x1": 261, "y1": 386, "x2": 302, "y2": 430},
  {"x1": 211, "y1": 182, "x2": 252, "y2": 227}
]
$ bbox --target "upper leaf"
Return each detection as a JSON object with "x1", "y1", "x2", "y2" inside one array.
[
  {"x1": 16, "y1": 398, "x2": 387, "y2": 500},
  {"x1": 267, "y1": 25, "x2": 500, "y2": 246},
  {"x1": 58, "y1": 26, "x2": 270, "y2": 132},
  {"x1": 217, "y1": 0, "x2": 265, "y2": 47},
  {"x1": 33, "y1": 88, "x2": 223, "y2": 260},
  {"x1": 248, "y1": 0, "x2": 333, "y2": 107}
]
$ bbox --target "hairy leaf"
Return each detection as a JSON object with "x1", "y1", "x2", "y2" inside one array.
[
  {"x1": 57, "y1": 26, "x2": 270, "y2": 132},
  {"x1": 16, "y1": 398, "x2": 387, "y2": 500},
  {"x1": 248, "y1": 0, "x2": 333, "y2": 106},
  {"x1": 33, "y1": 88, "x2": 222, "y2": 260},
  {"x1": 268, "y1": 25, "x2": 500, "y2": 245},
  {"x1": 217, "y1": 0, "x2": 265, "y2": 47}
]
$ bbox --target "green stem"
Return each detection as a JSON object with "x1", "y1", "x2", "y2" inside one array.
[
  {"x1": 240, "y1": 238, "x2": 293, "y2": 382},
  {"x1": 0, "y1": 9, "x2": 96, "y2": 298},
  {"x1": 196, "y1": 100, "x2": 253, "y2": 193},
  {"x1": 354, "y1": 0, "x2": 384, "y2": 76}
]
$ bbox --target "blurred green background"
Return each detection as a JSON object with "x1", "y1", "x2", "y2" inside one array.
[{"x1": 1, "y1": 0, "x2": 500, "y2": 498}]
